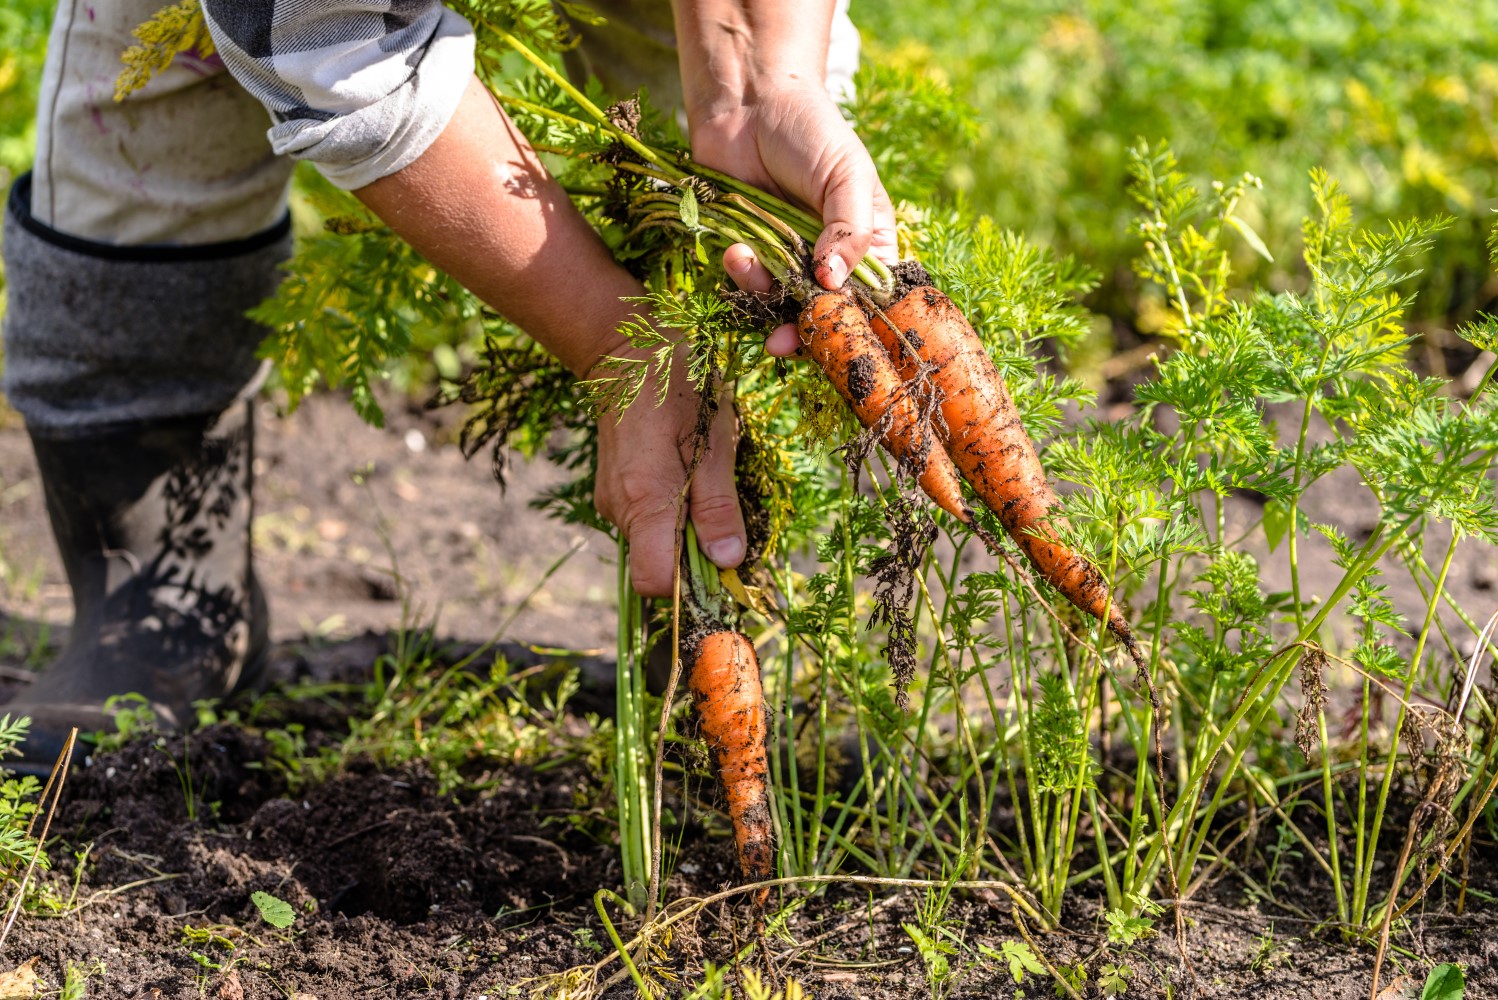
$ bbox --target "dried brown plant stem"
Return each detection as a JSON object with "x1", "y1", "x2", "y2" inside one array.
[{"x1": 0, "y1": 727, "x2": 77, "y2": 952}]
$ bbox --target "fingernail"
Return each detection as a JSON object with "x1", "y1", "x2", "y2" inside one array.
[
  {"x1": 703, "y1": 536, "x2": 745, "y2": 567},
  {"x1": 825, "y1": 255, "x2": 849, "y2": 288},
  {"x1": 728, "y1": 253, "x2": 754, "y2": 275}
]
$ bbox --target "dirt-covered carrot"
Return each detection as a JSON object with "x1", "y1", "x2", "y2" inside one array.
[
  {"x1": 688, "y1": 629, "x2": 772, "y2": 905},
  {"x1": 869, "y1": 281, "x2": 1131, "y2": 642},
  {"x1": 799, "y1": 287, "x2": 974, "y2": 524}
]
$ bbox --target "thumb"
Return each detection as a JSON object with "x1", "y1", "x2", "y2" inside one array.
[
  {"x1": 687, "y1": 401, "x2": 747, "y2": 569},
  {"x1": 812, "y1": 141, "x2": 876, "y2": 291}
]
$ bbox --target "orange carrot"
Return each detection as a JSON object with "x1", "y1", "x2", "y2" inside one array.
[
  {"x1": 799, "y1": 288, "x2": 973, "y2": 524},
  {"x1": 689, "y1": 629, "x2": 772, "y2": 904},
  {"x1": 870, "y1": 284, "x2": 1131, "y2": 641}
]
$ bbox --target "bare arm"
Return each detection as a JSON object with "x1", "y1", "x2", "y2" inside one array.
[
  {"x1": 356, "y1": 78, "x2": 637, "y2": 378},
  {"x1": 355, "y1": 77, "x2": 746, "y2": 594}
]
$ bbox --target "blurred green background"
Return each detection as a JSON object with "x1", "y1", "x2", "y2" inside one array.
[
  {"x1": 0, "y1": 0, "x2": 48, "y2": 200},
  {"x1": 855, "y1": 0, "x2": 1498, "y2": 352}
]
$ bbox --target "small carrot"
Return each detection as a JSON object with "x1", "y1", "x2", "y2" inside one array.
[
  {"x1": 869, "y1": 284, "x2": 1131, "y2": 641},
  {"x1": 799, "y1": 287, "x2": 974, "y2": 524},
  {"x1": 689, "y1": 629, "x2": 772, "y2": 904}
]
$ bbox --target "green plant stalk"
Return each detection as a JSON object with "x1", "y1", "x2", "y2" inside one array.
[
  {"x1": 886, "y1": 500, "x2": 982, "y2": 883},
  {"x1": 1088, "y1": 787, "x2": 1124, "y2": 912},
  {"x1": 775, "y1": 558, "x2": 806, "y2": 876},
  {"x1": 811, "y1": 630, "x2": 831, "y2": 868},
  {"x1": 930, "y1": 535, "x2": 1011, "y2": 888},
  {"x1": 1392, "y1": 763, "x2": 1498, "y2": 920},
  {"x1": 1318, "y1": 704, "x2": 1349, "y2": 923},
  {"x1": 998, "y1": 592, "x2": 1039, "y2": 886},
  {"x1": 614, "y1": 538, "x2": 653, "y2": 910},
  {"x1": 1350, "y1": 666, "x2": 1373, "y2": 934},
  {"x1": 1044, "y1": 663, "x2": 1091, "y2": 913},
  {"x1": 967, "y1": 612, "x2": 1014, "y2": 885},
  {"x1": 838, "y1": 486, "x2": 889, "y2": 873},
  {"x1": 1173, "y1": 673, "x2": 1304, "y2": 890},
  {"x1": 1447, "y1": 714, "x2": 1498, "y2": 908},
  {"x1": 1355, "y1": 528, "x2": 1460, "y2": 929},
  {"x1": 1132, "y1": 525, "x2": 1405, "y2": 897},
  {"x1": 1046, "y1": 671, "x2": 1087, "y2": 914},
  {"x1": 594, "y1": 889, "x2": 654, "y2": 1000},
  {"x1": 888, "y1": 542, "x2": 943, "y2": 877},
  {"x1": 912, "y1": 570, "x2": 991, "y2": 879},
  {"x1": 808, "y1": 768, "x2": 873, "y2": 876},
  {"x1": 1119, "y1": 683, "x2": 1154, "y2": 897},
  {"x1": 1404, "y1": 522, "x2": 1498, "y2": 670},
  {"x1": 1177, "y1": 700, "x2": 1340, "y2": 893},
  {"x1": 1050, "y1": 517, "x2": 1126, "y2": 913},
  {"x1": 1382, "y1": 712, "x2": 1498, "y2": 918},
  {"x1": 1013, "y1": 597, "x2": 1047, "y2": 893},
  {"x1": 1126, "y1": 492, "x2": 1190, "y2": 894}
]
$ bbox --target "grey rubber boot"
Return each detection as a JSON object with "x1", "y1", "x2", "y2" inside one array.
[
  {"x1": 2, "y1": 172, "x2": 289, "y2": 768},
  {"x1": 10, "y1": 404, "x2": 269, "y2": 767}
]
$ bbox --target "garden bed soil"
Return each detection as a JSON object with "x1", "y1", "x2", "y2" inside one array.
[
  {"x1": 2, "y1": 395, "x2": 1498, "y2": 997},
  {"x1": 0, "y1": 701, "x2": 1492, "y2": 999}
]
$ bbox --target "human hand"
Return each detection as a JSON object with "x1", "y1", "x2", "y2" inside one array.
[
  {"x1": 691, "y1": 82, "x2": 898, "y2": 357},
  {"x1": 593, "y1": 344, "x2": 745, "y2": 598}
]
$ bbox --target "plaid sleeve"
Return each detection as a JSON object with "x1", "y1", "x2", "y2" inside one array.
[{"x1": 199, "y1": 1, "x2": 475, "y2": 190}]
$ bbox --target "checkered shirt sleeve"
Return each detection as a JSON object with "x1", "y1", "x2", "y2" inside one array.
[{"x1": 199, "y1": 0, "x2": 476, "y2": 190}]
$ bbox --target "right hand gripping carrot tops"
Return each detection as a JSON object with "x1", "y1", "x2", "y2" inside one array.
[{"x1": 1, "y1": 0, "x2": 890, "y2": 767}]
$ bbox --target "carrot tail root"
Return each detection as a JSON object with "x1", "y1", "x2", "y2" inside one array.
[{"x1": 688, "y1": 630, "x2": 774, "y2": 907}]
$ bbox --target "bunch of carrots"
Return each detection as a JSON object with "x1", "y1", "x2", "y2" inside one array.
[
  {"x1": 689, "y1": 271, "x2": 1146, "y2": 904},
  {"x1": 484, "y1": 31, "x2": 1146, "y2": 903},
  {"x1": 687, "y1": 272, "x2": 1147, "y2": 902},
  {"x1": 802, "y1": 270, "x2": 1137, "y2": 650}
]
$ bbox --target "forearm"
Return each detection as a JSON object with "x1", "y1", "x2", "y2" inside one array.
[
  {"x1": 354, "y1": 77, "x2": 637, "y2": 377},
  {"x1": 671, "y1": 0, "x2": 836, "y2": 123}
]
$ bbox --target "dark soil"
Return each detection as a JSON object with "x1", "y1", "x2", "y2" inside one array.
[
  {"x1": 0, "y1": 685, "x2": 1494, "y2": 999},
  {"x1": 3, "y1": 394, "x2": 1498, "y2": 997}
]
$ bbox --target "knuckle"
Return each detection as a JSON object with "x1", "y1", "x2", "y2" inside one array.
[
  {"x1": 629, "y1": 552, "x2": 672, "y2": 598},
  {"x1": 616, "y1": 468, "x2": 674, "y2": 511},
  {"x1": 690, "y1": 491, "x2": 742, "y2": 525}
]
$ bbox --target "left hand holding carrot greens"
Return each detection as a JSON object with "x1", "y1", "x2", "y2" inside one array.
[
  {"x1": 356, "y1": 3, "x2": 898, "y2": 594},
  {"x1": 352, "y1": 78, "x2": 746, "y2": 596},
  {"x1": 673, "y1": 0, "x2": 898, "y2": 356}
]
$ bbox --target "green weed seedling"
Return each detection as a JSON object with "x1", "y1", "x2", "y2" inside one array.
[
  {"x1": 903, "y1": 919, "x2": 956, "y2": 1000},
  {"x1": 91, "y1": 694, "x2": 158, "y2": 755},
  {"x1": 0, "y1": 716, "x2": 45, "y2": 885},
  {"x1": 1098, "y1": 962, "x2": 1134, "y2": 997},
  {"x1": 25, "y1": 843, "x2": 91, "y2": 917},
  {"x1": 1422, "y1": 963, "x2": 1465, "y2": 1000},
  {"x1": 982, "y1": 939, "x2": 1046, "y2": 992},
  {"x1": 181, "y1": 923, "x2": 238, "y2": 976},
  {"x1": 1053, "y1": 962, "x2": 1088, "y2": 997},
  {"x1": 58, "y1": 959, "x2": 106, "y2": 1000},
  {"x1": 1248, "y1": 925, "x2": 1289, "y2": 973},
  {"x1": 250, "y1": 890, "x2": 296, "y2": 930},
  {"x1": 571, "y1": 926, "x2": 603, "y2": 955},
  {"x1": 90, "y1": 695, "x2": 213, "y2": 821},
  {"x1": 1104, "y1": 908, "x2": 1155, "y2": 949}
]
